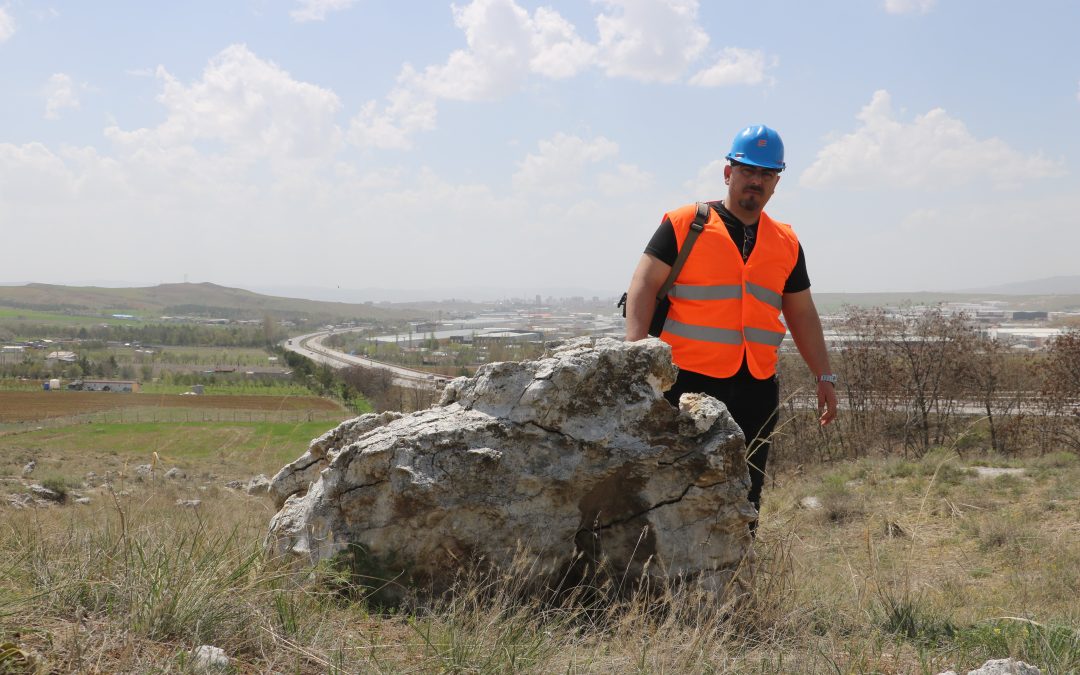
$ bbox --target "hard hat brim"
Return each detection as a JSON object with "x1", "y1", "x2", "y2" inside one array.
[{"x1": 726, "y1": 154, "x2": 786, "y2": 171}]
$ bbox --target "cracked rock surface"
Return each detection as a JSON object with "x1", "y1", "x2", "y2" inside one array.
[{"x1": 266, "y1": 337, "x2": 755, "y2": 601}]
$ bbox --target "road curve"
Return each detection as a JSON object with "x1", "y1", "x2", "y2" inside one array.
[{"x1": 282, "y1": 329, "x2": 453, "y2": 390}]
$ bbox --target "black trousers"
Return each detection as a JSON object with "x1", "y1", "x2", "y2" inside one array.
[{"x1": 664, "y1": 365, "x2": 779, "y2": 521}]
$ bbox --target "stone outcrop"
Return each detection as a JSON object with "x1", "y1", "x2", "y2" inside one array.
[
  {"x1": 938, "y1": 658, "x2": 1042, "y2": 675},
  {"x1": 266, "y1": 337, "x2": 756, "y2": 602}
]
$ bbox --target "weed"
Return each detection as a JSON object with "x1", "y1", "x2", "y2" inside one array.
[
  {"x1": 37, "y1": 476, "x2": 71, "y2": 500},
  {"x1": 1032, "y1": 451, "x2": 1079, "y2": 469},
  {"x1": 953, "y1": 619, "x2": 1080, "y2": 673}
]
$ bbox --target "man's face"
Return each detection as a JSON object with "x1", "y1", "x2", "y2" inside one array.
[{"x1": 724, "y1": 162, "x2": 780, "y2": 213}]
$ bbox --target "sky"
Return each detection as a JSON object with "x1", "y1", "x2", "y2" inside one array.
[{"x1": 1, "y1": 0, "x2": 1079, "y2": 300}]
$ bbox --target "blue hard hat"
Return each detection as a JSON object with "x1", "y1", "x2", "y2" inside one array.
[{"x1": 725, "y1": 125, "x2": 785, "y2": 171}]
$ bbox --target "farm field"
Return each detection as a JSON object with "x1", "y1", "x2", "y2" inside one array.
[
  {"x1": 0, "y1": 390, "x2": 347, "y2": 424},
  {"x1": 0, "y1": 420, "x2": 340, "y2": 478},
  {"x1": 0, "y1": 307, "x2": 138, "y2": 326}
]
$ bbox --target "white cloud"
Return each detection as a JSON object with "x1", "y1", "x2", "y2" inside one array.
[
  {"x1": 44, "y1": 73, "x2": 80, "y2": 119},
  {"x1": 347, "y1": 68, "x2": 438, "y2": 150},
  {"x1": 0, "y1": 7, "x2": 15, "y2": 42},
  {"x1": 512, "y1": 133, "x2": 620, "y2": 196},
  {"x1": 597, "y1": 163, "x2": 654, "y2": 196},
  {"x1": 594, "y1": 0, "x2": 708, "y2": 83},
  {"x1": 106, "y1": 44, "x2": 344, "y2": 162},
  {"x1": 290, "y1": 0, "x2": 357, "y2": 22},
  {"x1": 351, "y1": 0, "x2": 772, "y2": 149},
  {"x1": 349, "y1": 0, "x2": 594, "y2": 149},
  {"x1": 528, "y1": 7, "x2": 599, "y2": 79},
  {"x1": 688, "y1": 47, "x2": 774, "y2": 87},
  {"x1": 800, "y1": 89, "x2": 1064, "y2": 190},
  {"x1": 884, "y1": 0, "x2": 936, "y2": 14},
  {"x1": 686, "y1": 158, "x2": 727, "y2": 198}
]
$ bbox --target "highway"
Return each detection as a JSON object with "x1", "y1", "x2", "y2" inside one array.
[{"x1": 282, "y1": 329, "x2": 452, "y2": 390}]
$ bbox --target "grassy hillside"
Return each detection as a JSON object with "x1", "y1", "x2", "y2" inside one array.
[
  {"x1": 0, "y1": 282, "x2": 427, "y2": 323},
  {"x1": 0, "y1": 446, "x2": 1076, "y2": 672}
]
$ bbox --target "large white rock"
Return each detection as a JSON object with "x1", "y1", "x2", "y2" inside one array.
[{"x1": 266, "y1": 337, "x2": 756, "y2": 603}]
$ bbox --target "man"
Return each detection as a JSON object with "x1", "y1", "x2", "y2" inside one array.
[{"x1": 625, "y1": 124, "x2": 837, "y2": 532}]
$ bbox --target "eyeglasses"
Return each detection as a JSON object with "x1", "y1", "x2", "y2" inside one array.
[{"x1": 733, "y1": 163, "x2": 780, "y2": 181}]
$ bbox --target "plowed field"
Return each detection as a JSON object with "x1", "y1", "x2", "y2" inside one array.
[{"x1": 0, "y1": 391, "x2": 342, "y2": 423}]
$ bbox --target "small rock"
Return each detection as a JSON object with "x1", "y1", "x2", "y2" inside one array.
[
  {"x1": 29, "y1": 484, "x2": 65, "y2": 503},
  {"x1": 245, "y1": 474, "x2": 271, "y2": 495},
  {"x1": 967, "y1": 658, "x2": 1041, "y2": 675},
  {"x1": 165, "y1": 467, "x2": 186, "y2": 480},
  {"x1": 937, "y1": 658, "x2": 1042, "y2": 675},
  {"x1": 972, "y1": 467, "x2": 1025, "y2": 480},
  {"x1": 74, "y1": 497, "x2": 91, "y2": 505},
  {"x1": 134, "y1": 464, "x2": 154, "y2": 478},
  {"x1": 224, "y1": 480, "x2": 243, "y2": 489},
  {"x1": 191, "y1": 644, "x2": 229, "y2": 670},
  {"x1": 6, "y1": 493, "x2": 33, "y2": 509},
  {"x1": 176, "y1": 499, "x2": 202, "y2": 508},
  {"x1": 799, "y1": 496, "x2": 823, "y2": 510},
  {"x1": 21, "y1": 459, "x2": 36, "y2": 477}
]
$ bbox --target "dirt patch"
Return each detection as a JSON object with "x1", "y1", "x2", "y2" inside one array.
[{"x1": 971, "y1": 466, "x2": 1026, "y2": 479}]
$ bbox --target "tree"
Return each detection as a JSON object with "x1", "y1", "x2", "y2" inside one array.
[
  {"x1": 1039, "y1": 330, "x2": 1080, "y2": 453},
  {"x1": 961, "y1": 331, "x2": 1030, "y2": 454}
]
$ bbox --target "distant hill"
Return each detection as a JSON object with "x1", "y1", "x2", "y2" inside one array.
[
  {"x1": 0, "y1": 282, "x2": 428, "y2": 323},
  {"x1": 809, "y1": 276, "x2": 1080, "y2": 313},
  {"x1": 813, "y1": 290, "x2": 1080, "y2": 314},
  {"x1": 958, "y1": 276, "x2": 1080, "y2": 295}
]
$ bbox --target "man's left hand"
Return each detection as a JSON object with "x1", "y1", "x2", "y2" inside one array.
[{"x1": 817, "y1": 381, "x2": 838, "y2": 426}]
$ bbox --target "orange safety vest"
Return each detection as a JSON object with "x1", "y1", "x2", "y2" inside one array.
[{"x1": 659, "y1": 203, "x2": 800, "y2": 379}]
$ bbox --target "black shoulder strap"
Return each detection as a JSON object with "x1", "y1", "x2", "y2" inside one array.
[{"x1": 655, "y1": 201, "x2": 710, "y2": 302}]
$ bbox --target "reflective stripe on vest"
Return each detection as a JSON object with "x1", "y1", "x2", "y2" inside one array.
[
  {"x1": 744, "y1": 326, "x2": 786, "y2": 347},
  {"x1": 664, "y1": 320, "x2": 786, "y2": 347},
  {"x1": 662, "y1": 319, "x2": 743, "y2": 344},
  {"x1": 745, "y1": 281, "x2": 783, "y2": 310},
  {"x1": 672, "y1": 281, "x2": 782, "y2": 308},
  {"x1": 668, "y1": 284, "x2": 742, "y2": 300}
]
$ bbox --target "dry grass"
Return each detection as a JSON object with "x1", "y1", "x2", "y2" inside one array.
[{"x1": 1, "y1": 445, "x2": 1079, "y2": 673}]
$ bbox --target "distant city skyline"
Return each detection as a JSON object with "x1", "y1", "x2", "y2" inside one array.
[{"x1": 2, "y1": 1, "x2": 1079, "y2": 295}]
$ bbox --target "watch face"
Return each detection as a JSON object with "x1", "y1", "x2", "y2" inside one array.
[{"x1": 820, "y1": 375, "x2": 837, "y2": 384}]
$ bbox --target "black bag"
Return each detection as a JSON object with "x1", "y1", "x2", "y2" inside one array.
[{"x1": 618, "y1": 202, "x2": 710, "y2": 337}]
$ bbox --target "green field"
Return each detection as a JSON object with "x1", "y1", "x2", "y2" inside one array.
[
  {"x1": 0, "y1": 307, "x2": 140, "y2": 326},
  {"x1": 0, "y1": 420, "x2": 339, "y2": 479},
  {"x1": 0, "y1": 378, "x2": 314, "y2": 397},
  {"x1": 139, "y1": 382, "x2": 314, "y2": 396}
]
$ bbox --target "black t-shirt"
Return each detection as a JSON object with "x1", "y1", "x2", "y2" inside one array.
[{"x1": 644, "y1": 201, "x2": 810, "y2": 294}]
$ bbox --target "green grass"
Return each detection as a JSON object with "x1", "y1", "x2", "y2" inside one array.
[
  {"x1": 0, "y1": 308, "x2": 139, "y2": 325},
  {"x1": 139, "y1": 382, "x2": 314, "y2": 396},
  {"x1": 0, "y1": 420, "x2": 339, "y2": 476}
]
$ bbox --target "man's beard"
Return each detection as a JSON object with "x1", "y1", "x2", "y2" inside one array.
[{"x1": 737, "y1": 189, "x2": 763, "y2": 211}]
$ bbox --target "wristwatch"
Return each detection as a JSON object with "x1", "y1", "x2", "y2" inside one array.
[{"x1": 818, "y1": 374, "x2": 838, "y2": 385}]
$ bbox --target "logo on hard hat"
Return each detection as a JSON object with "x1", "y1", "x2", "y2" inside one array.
[{"x1": 757, "y1": 139, "x2": 768, "y2": 147}]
